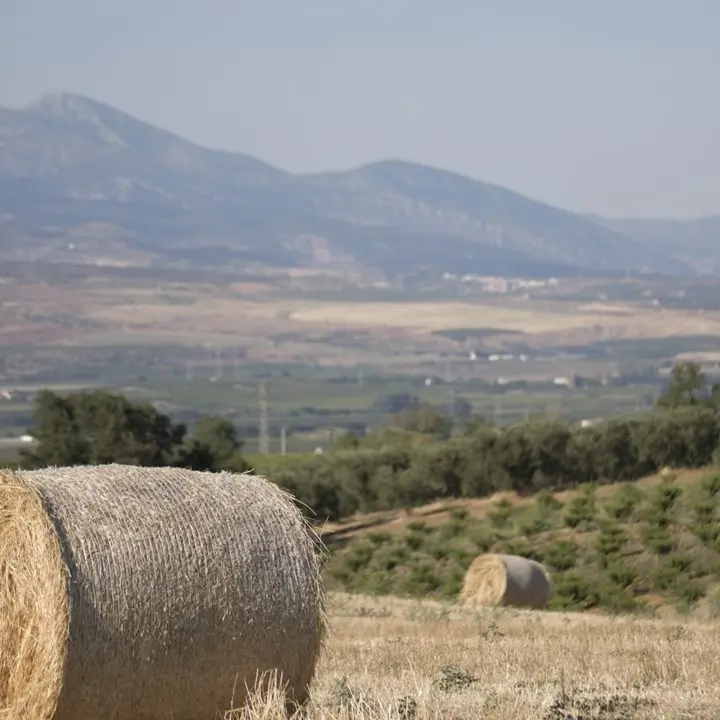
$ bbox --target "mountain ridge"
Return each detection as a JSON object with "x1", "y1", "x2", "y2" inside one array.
[{"x1": 0, "y1": 92, "x2": 709, "y2": 277}]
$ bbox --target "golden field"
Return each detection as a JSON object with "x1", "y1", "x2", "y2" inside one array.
[
  {"x1": 239, "y1": 592, "x2": 720, "y2": 719},
  {"x1": 3, "y1": 272, "x2": 720, "y2": 353}
]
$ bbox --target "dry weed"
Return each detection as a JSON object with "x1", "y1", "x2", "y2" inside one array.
[{"x1": 230, "y1": 592, "x2": 720, "y2": 719}]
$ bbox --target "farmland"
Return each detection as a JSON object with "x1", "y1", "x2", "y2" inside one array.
[
  {"x1": 3, "y1": 263, "x2": 720, "y2": 454},
  {"x1": 240, "y1": 592, "x2": 720, "y2": 719}
]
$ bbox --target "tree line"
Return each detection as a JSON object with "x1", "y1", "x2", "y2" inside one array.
[
  {"x1": 10, "y1": 362, "x2": 720, "y2": 523},
  {"x1": 17, "y1": 389, "x2": 249, "y2": 473}
]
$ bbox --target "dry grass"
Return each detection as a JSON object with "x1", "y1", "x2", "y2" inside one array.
[
  {"x1": 232, "y1": 592, "x2": 720, "y2": 719},
  {"x1": 0, "y1": 471, "x2": 68, "y2": 720},
  {"x1": 4, "y1": 271, "x2": 720, "y2": 352},
  {"x1": 287, "y1": 299, "x2": 720, "y2": 337}
]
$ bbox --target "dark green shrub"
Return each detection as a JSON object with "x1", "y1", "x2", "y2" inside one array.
[
  {"x1": 606, "y1": 560, "x2": 637, "y2": 589},
  {"x1": 562, "y1": 484, "x2": 597, "y2": 529},
  {"x1": 488, "y1": 498, "x2": 514, "y2": 528},
  {"x1": 594, "y1": 520, "x2": 628, "y2": 567},
  {"x1": 550, "y1": 570, "x2": 601, "y2": 610},
  {"x1": 642, "y1": 525, "x2": 677, "y2": 555},
  {"x1": 603, "y1": 483, "x2": 644, "y2": 521},
  {"x1": 700, "y1": 473, "x2": 720, "y2": 497},
  {"x1": 543, "y1": 539, "x2": 580, "y2": 572},
  {"x1": 535, "y1": 489, "x2": 562, "y2": 512}
]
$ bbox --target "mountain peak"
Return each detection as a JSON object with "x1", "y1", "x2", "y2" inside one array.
[
  {"x1": 27, "y1": 92, "x2": 105, "y2": 118},
  {"x1": 0, "y1": 93, "x2": 701, "y2": 276}
]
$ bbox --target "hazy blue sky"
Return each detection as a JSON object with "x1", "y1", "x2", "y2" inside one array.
[{"x1": 2, "y1": 0, "x2": 718, "y2": 217}]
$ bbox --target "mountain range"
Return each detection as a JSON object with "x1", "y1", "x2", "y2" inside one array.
[{"x1": 0, "y1": 93, "x2": 715, "y2": 278}]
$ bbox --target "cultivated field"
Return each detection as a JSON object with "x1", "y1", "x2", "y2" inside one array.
[
  {"x1": 242, "y1": 592, "x2": 720, "y2": 719},
  {"x1": 4, "y1": 269, "x2": 720, "y2": 356}
]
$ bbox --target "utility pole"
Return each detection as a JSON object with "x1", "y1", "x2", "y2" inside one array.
[
  {"x1": 280, "y1": 425, "x2": 287, "y2": 455},
  {"x1": 258, "y1": 381, "x2": 269, "y2": 454},
  {"x1": 233, "y1": 347, "x2": 241, "y2": 381}
]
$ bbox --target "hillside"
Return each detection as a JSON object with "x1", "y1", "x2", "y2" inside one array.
[
  {"x1": 589, "y1": 214, "x2": 720, "y2": 275},
  {"x1": 0, "y1": 92, "x2": 696, "y2": 278},
  {"x1": 322, "y1": 467, "x2": 720, "y2": 616}
]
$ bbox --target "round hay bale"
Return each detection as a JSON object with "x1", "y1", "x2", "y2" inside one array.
[
  {"x1": 0, "y1": 464, "x2": 327, "y2": 720},
  {"x1": 459, "y1": 553, "x2": 550, "y2": 610}
]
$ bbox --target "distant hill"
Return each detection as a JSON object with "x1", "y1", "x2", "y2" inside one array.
[
  {"x1": 0, "y1": 92, "x2": 703, "y2": 278},
  {"x1": 587, "y1": 214, "x2": 720, "y2": 275}
]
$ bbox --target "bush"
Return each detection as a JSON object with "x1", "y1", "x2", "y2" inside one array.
[
  {"x1": 604, "y1": 483, "x2": 644, "y2": 521},
  {"x1": 562, "y1": 484, "x2": 597, "y2": 529},
  {"x1": 594, "y1": 520, "x2": 628, "y2": 567},
  {"x1": 543, "y1": 539, "x2": 580, "y2": 572},
  {"x1": 550, "y1": 570, "x2": 602, "y2": 610}
]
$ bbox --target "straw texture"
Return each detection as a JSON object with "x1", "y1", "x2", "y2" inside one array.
[
  {"x1": 459, "y1": 553, "x2": 551, "y2": 610},
  {"x1": 0, "y1": 464, "x2": 327, "y2": 720}
]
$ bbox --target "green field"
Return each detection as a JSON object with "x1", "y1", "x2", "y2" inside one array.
[{"x1": 0, "y1": 359, "x2": 663, "y2": 454}]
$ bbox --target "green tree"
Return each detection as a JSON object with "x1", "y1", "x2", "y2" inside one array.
[
  {"x1": 20, "y1": 389, "x2": 248, "y2": 473},
  {"x1": 20, "y1": 390, "x2": 89, "y2": 467},
  {"x1": 451, "y1": 396, "x2": 473, "y2": 420},
  {"x1": 391, "y1": 404, "x2": 453, "y2": 438},
  {"x1": 656, "y1": 362, "x2": 720, "y2": 410},
  {"x1": 21, "y1": 389, "x2": 186, "y2": 468},
  {"x1": 184, "y1": 416, "x2": 249, "y2": 472}
]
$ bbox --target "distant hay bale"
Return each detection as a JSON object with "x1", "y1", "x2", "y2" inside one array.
[
  {"x1": 459, "y1": 553, "x2": 551, "y2": 610},
  {"x1": 0, "y1": 464, "x2": 327, "y2": 720}
]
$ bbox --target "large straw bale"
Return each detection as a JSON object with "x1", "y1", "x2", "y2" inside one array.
[
  {"x1": 459, "y1": 553, "x2": 551, "y2": 610},
  {"x1": 0, "y1": 464, "x2": 327, "y2": 720}
]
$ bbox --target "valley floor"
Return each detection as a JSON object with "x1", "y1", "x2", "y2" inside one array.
[{"x1": 249, "y1": 593, "x2": 720, "y2": 719}]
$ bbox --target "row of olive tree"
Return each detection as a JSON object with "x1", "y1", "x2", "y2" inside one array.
[
  {"x1": 265, "y1": 362, "x2": 720, "y2": 520},
  {"x1": 14, "y1": 362, "x2": 720, "y2": 524}
]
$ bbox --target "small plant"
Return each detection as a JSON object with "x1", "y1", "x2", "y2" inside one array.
[
  {"x1": 700, "y1": 473, "x2": 720, "y2": 497},
  {"x1": 675, "y1": 577, "x2": 705, "y2": 606},
  {"x1": 330, "y1": 676, "x2": 355, "y2": 708},
  {"x1": 479, "y1": 618, "x2": 505, "y2": 641},
  {"x1": 543, "y1": 692, "x2": 655, "y2": 720},
  {"x1": 395, "y1": 695, "x2": 417, "y2": 720},
  {"x1": 650, "y1": 483, "x2": 683, "y2": 515},
  {"x1": 367, "y1": 531, "x2": 393, "y2": 546},
  {"x1": 550, "y1": 570, "x2": 601, "y2": 610},
  {"x1": 488, "y1": 498, "x2": 514, "y2": 528},
  {"x1": 535, "y1": 489, "x2": 562, "y2": 512},
  {"x1": 562, "y1": 484, "x2": 597, "y2": 529},
  {"x1": 543, "y1": 539, "x2": 579, "y2": 572},
  {"x1": 594, "y1": 519, "x2": 628, "y2": 567},
  {"x1": 449, "y1": 507, "x2": 469, "y2": 521},
  {"x1": 603, "y1": 482, "x2": 644, "y2": 521},
  {"x1": 642, "y1": 525, "x2": 676, "y2": 555},
  {"x1": 432, "y1": 664, "x2": 479, "y2": 693},
  {"x1": 606, "y1": 560, "x2": 637, "y2": 590},
  {"x1": 406, "y1": 520, "x2": 429, "y2": 533}
]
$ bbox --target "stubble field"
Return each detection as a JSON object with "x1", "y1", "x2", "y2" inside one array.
[
  {"x1": 248, "y1": 593, "x2": 720, "y2": 719},
  {"x1": 4, "y1": 271, "x2": 720, "y2": 355}
]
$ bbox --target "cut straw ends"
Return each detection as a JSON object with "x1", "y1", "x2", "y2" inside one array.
[
  {"x1": 0, "y1": 465, "x2": 327, "y2": 720},
  {"x1": 0, "y1": 470, "x2": 69, "y2": 720}
]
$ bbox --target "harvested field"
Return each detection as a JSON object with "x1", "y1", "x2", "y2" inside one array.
[
  {"x1": 288, "y1": 300, "x2": 720, "y2": 337},
  {"x1": 234, "y1": 592, "x2": 720, "y2": 719},
  {"x1": 4, "y1": 269, "x2": 720, "y2": 354}
]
